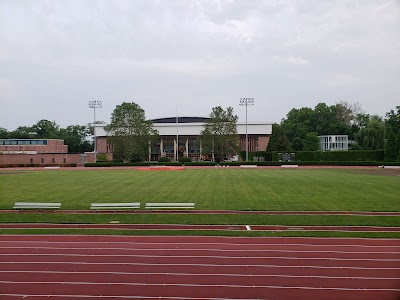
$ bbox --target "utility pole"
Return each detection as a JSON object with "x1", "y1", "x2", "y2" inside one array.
[
  {"x1": 88, "y1": 100, "x2": 102, "y2": 163},
  {"x1": 239, "y1": 98, "x2": 254, "y2": 162}
]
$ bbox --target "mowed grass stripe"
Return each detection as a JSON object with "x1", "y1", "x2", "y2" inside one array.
[
  {"x1": 0, "y1": 169, "x2": 399, "y2": 211},
  {"x1": 0, "y1": 228, "x2": 399, "y2": 238},
  {"x1": 0, "y1": 214, "x2": 399, "y2": 227}
]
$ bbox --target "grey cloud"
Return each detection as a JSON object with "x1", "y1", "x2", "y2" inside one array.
[{"x1": 0, "y1": 0, "x2": 399, "y2": 130}]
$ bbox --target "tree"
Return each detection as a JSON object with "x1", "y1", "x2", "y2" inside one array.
[
  {"x1": 200, "y1": 106, "x2": 239, "y2": 162},
  {"x1": 32, "y1": 120, "x2": 60, "y2": 139},
  {"x1": 9, "y1": 126, "x2": 35, "y2": 139},
  {"x1": 281, "y1": 102, "x2": 357, "y2": 150},
  {"x1": 266, "y1": 124, "x2": 292, "y2": 160},
  {"x1": 303, "y1": 132, "x2": 320, "y2": 151},
  {"x1": 60, "y1": 125, "x2": 93, "y2": 153},
  {"x1": 335, "y1": 101, "x2": 364, "y2": 127},
  {"x1": 0, "y1": 127, "x2": 9, "y2": 139},
  {"x1": 385, "y1": 106, "x2": 400, "y2": 161},
  {"x1": 355, "y1": 116, "x2": 385, "y2": 150},
  {"x1": 105, "y1": 102, "x2": 158, "y2": 162}
]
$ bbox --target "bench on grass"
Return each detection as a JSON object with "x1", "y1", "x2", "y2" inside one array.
[
  {"x1": 13, "y1": 202, "x2": 61, "y2": 210},
  {"x1": 145, "y1": 203, "x2": 195, "y2": 210},
  {"x1": 90, "y1": 203, "x2": 140, "y2": 211}
]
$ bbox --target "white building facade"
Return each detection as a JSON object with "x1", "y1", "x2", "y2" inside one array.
[{"x1": 319, "y1": 135, "x2": 349, "y2": 151}]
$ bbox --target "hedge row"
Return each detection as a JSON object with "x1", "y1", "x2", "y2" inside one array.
[
  {"x1": 83, "y1": 161, "x2": 400, "y2": 167},
  {"x1": 84, "y1": 162, "x2": 184, "y2": 167},
  {"x1": 271, "y1": 150, "x2": 385, "y2": 162},
  {"x1": 239, "y1": 151, "x2": 268, "y2": 161},
  {"x1": 2, "y1": 161, "x2": 399, "y2": 168}
]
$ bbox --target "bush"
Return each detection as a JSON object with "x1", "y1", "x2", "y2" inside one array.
[
  {"x1": 96, "y1": 153, "x2": 108, "y2": 162},
  {"x1": 158, "y1": 157, "x2": 171, "y2": 162},
  {"x1": 239, "y1": 151, "x2": 268, "y2": 161},
  {"x1": 295, "y1": 150, "x2": 384, "y2": 162},
  {"x1": 184, "y1": 162, "x2": 217, "y2": 166},
  {"x1": 271, "y1": 150, "x2": 385, "y2": 162},
  {"x1": 179, "y1": 157, "x2": 192, "y2": 163}
]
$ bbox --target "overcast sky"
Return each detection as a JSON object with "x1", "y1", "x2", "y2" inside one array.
[{"x1": 1, "y1": 0, "x2": 399, "y2": 130}]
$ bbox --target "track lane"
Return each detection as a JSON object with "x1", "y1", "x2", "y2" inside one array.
[
  {"x1": 0, "y1": 282, "x2": 398, "y2": 300},
  {"x1": 2, "y1": 271, "x2": 399, "y2": 289},
  {"x1": 0, "y1": 235, "x2": 398, "y2": 300},
  {"x1": 1, "y1": 262, "x2": 398, "y2": 278},
  {"x1": 1, "y1": 246, "x2": 398, "y2": 259}
]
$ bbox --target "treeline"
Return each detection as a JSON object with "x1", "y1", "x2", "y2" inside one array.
[
  {"x1": 0, "y1": 120, "x2": 93, "y2": 153},
  {"x1": 1, "y1": 102, "x2": 399, "y2": 162},
  {"x1": 267, "y1": 102, "x2": 400, "y2": 161}
]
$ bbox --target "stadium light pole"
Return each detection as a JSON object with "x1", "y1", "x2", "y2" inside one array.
[
  {"x1": 88, "y1": 100, "x2": 102, "y2": 163},
  {"x1": 239, "y1": 98, "x2": 254, "y2": 162}
]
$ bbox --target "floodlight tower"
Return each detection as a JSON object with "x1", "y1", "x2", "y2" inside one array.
[
  {"x1": 239, "y1": 98, "x2": 254, "y2": 162},
  {"x1": 88, "y1": 100, "x2": 102, "y2": 163}
]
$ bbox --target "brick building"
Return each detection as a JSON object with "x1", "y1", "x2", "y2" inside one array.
[{"x1": 0, "y1": 139, "x2": 95, "y2": 165}]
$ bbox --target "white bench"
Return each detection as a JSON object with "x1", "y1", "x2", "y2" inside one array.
[
  {"x1": 240, "y1": 165, "x2": 257, "y2": 168},
  {"x1": 90, "y1": 203, "x2": 140, "y2": 211},
  {"x1": 145, "y1": 203, "x2": 195, "y2": 209},
  {"x1": 13, "y1": 202, "x2": 61, "y2": 210},
  {"x1": 281, "y1": 165, "x2": 299, "y2": 168}
]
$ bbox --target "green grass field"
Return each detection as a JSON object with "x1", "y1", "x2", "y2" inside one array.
[
  {"x1": 1, "y1": 168, "x2": 399, "y2": 237},
  {"x1": 0, "y1": 168, "x2": 399, "y2": 211}
]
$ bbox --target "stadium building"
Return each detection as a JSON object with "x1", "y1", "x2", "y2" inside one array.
[{"x1": 94, "y1": 117, "x2": 273, "y2": 161}]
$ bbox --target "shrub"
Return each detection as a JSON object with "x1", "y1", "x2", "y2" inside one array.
[
  {"x1": 96, "y1": 153, "x2": 108, "y2": 162},
  {"x1": 179, "y1": 157, "x2": 192, "y2": 163},
  {"x1": 158, "y1": 157, "x2": 171, "y2": 162},
  {"x1": 184, "y1": 162, "x2": 217, "y2": 166},
  {"x1": 295, "y1": 150, "x2": 384, "y2": 162}
]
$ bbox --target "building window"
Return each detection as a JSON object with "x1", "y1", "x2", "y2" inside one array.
[
  {"x1": 41, "y1": 158, "x2": 44, "y2": 164},
  {"x1": 63, "y1": 158, "x2": 66, "y2": 164},
  {"x1": 52, "y1": 158, "x2": 55, "y2": 164},
  {"x1": 30, "y1": 158, "x2": 33, "y2": 164}
]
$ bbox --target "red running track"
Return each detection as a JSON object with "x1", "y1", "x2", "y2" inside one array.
[{"x1": 0, "y1": 235, "x2": 399, "y2": 300}]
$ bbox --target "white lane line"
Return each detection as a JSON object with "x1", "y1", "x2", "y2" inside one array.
[
  {"x1": 0, "y1": 280, "x2": 399, "y2": 291},
  {"x1": 0, "y1": 295, "x2": 256, "y2": 300},
  {"x1": 2, "y1": 261, "x2": 399, "y2": 270},
  {"x1": 1, "y1": 246, "x2": 398, "y2": 254},
  {"x1": 245, "y1": 225, "x2": 251, "y2": 231},
  {"x1": 1, "y1": 240, "x2": 398, "y2": 248},
  {"x1": 0, "y1": 253, "x2": 398, "y2": 261},
  {"x1": 1, "y1": 270, "x2": 397, "y2": 280}
]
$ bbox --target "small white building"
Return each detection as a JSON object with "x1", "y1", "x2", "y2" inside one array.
[{"x1": 319, "y1": 135, "x2": 349, "y2": 151}]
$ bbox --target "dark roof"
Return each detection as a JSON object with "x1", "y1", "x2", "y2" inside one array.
[{"x1": 151, "y1": 117, "x2": 210, "y2": 124}]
